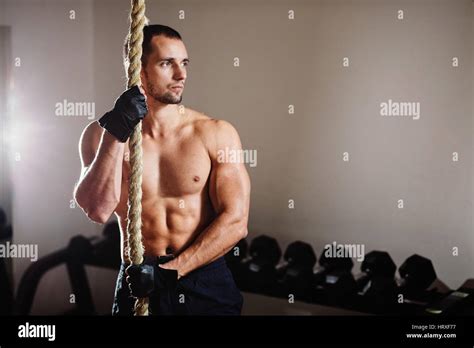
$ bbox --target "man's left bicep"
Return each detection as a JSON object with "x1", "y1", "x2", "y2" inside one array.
[
  {"x1": 207, "y1": 120, "x2": 251, "y2": 219},
  {"x1": 210, "y1": 161, "x2": 250, "y2": 219}
]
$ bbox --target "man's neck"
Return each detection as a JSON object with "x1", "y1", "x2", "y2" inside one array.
[{"x1": 142, "y1": 102, "x2": 183, "y2": 139}]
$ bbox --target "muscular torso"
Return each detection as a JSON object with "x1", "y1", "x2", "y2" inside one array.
[{"x1": 114, "y1": 110, "x2": 217, "y2": 262}]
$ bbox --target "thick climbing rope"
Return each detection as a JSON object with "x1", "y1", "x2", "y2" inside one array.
[{"x1": 125, "y1": 0, "x2": 148, "y2": 316}]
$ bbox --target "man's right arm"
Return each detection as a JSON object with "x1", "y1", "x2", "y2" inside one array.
[
  {"x1": 74, "y1": 86, "x2": 147, "y2": 223},
  {"x1": 73, "y1": 121, "x2": 125, "y2": 224}
]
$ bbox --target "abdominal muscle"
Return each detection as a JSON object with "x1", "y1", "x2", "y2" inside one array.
[{"x1": 114, "y1": 176, "x2": 216, "y2": 263}]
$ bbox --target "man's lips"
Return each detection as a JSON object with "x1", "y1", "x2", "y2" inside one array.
[{"x1": 171, "y1": 85, "x2": 183, "y2": 90}]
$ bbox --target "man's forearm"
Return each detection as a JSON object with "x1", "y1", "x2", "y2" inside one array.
[
  {"x1": 163, "y1": 212, "x2": 248, "y2": 278},
  {"x1": 75, "y1": 130, "x2": 124, "y2": 221}
]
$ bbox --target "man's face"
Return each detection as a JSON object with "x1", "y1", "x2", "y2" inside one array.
[{"x1": 141, "y1": 35, "x2": 189, "y2": 104}]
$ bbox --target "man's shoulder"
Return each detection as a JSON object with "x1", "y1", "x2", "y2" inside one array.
[
  {"x1": 79, "y1": 120, "x2": 102, "y2": 147},
  {"x1": 81, "y1": 120, "x2": 102, "y2": 138},
  {"x1": 187, "y1": 108, "x2": 242, "y2": 158},
  {"x1": 188, "y1": 108, "x2": 239, "y2": 139}
]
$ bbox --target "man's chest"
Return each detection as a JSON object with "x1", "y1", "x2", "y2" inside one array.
[{"x1": 122, "y1": 137, "x2": 212, "y2": 198}]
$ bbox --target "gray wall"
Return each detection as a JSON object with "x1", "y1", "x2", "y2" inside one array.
[
  {"x1": 0, "y1": 22, "x2": 12, "y2": 224},
  {"x1": 1, "y1": 0, "x2": 111, "y2": 314},
  {"x1": 0, "y1": 0, "x2": 472, "y2": 314}
]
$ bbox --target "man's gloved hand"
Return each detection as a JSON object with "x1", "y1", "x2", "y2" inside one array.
[
  {"x1": 126, "y1": 257, "x2": 178, "y2": 298},
  {"x1": 98, "y1": 85, "x2": 148, "y2": 142}
]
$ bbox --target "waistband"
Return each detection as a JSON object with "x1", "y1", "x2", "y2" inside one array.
[
  {"x1": 120, "y1": 256, "x2": 227, "y2": 278},
  {"x1": 184, "y1": 256, "x2": 227, "y2": 278}
]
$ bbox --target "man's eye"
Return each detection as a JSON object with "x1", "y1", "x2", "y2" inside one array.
[{"x1": 161, "y1": 61, "x2": 170, "y2": 67}]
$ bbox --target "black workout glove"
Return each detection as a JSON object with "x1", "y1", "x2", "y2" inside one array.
[
  {"x1": 98, "y1": 85, "x2": 148, "y2": 142},
  {"x1": 126, "y1": 256, "x2": 179, "y2": 298}
]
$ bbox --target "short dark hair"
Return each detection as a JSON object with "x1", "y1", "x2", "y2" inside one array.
[{"x1": 123, "y1": 24, "x2": 182, "y2": 72}]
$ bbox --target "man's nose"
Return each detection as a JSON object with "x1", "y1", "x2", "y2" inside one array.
[{"x1": 173, "y1": 65, "x2": 186, "y2": 81}]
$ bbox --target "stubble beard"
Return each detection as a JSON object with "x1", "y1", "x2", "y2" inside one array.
[{"x1": 147, "y1": 81, "x2": 182, "y2": 104}]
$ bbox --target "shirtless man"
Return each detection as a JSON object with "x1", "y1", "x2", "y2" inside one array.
[{"x1": 74, "y1": 25, "x2": 250, "y2": 315}]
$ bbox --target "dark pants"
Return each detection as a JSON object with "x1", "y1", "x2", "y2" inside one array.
[{"x1": 112, "y1": 256, "x2": 243, "y2": 315}]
